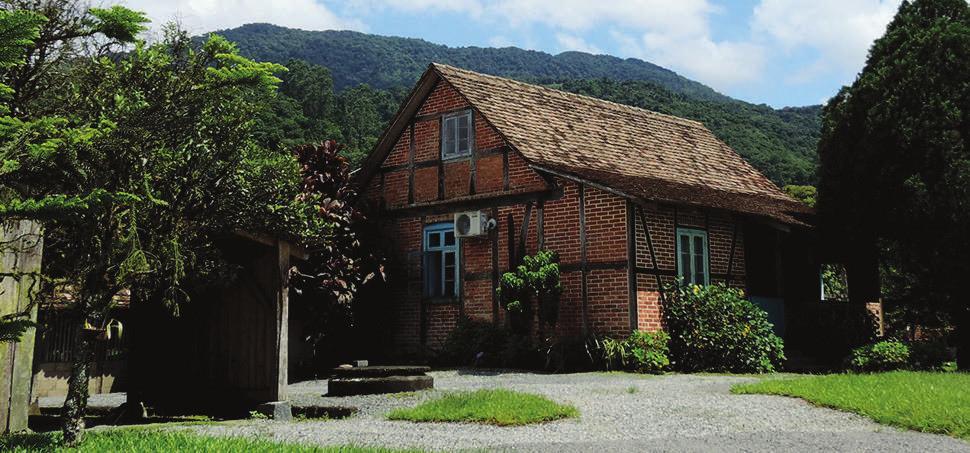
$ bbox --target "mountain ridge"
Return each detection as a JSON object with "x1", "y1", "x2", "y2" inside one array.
[{"x1": 210, "y1": 23, "x2": 821, "y2": 185}]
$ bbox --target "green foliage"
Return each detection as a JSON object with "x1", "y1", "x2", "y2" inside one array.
[
  {"x1": 816, "y1": 0, "x2": 970, "y2": 366},
  {"x1": 0, "y1": 315, "x2": 35, "y2": 343},
  {"x1": 786, "y1": 301, "x2": 878, "y2": 368},
  {"x1": 386, "y1": 389, "x2": 579, "y2": 426},
  {"x1": 248, "y1": 58, "x2": 398, "y2": 168},
  {"x1": 820, "y1": 264, "x2": 849, "y2": 300},
  {"x1": 0, "y1": 429, "x2": 429, "y2": 452},
  {"x1": 87, "y1": 6, "x2": 149, "y2": 42},
  {"x1": 783, "y1": 185, "x2": 817, "y2": 207},
  {"x1": 733, "y1": 371, "x2": 970, "y2": 440},
  {"x1": 850, "y1": 340, "x2": 911, "y2": 372},
  {"x1": 438, "y1": 317, "x2": 509, "y2": 366},
  {"x1": 907, "y1": 340, "x2": 954, "y2": 371},
  {"x1": 496, "y1": 250, "x2": 562, "y2": 334},
  {"x1": 663, "y1": 283, "x2": 785, "y2": 373},
  {"x1": 600, "y1": 330, "x2": 670, "y2": 374},
  {"x1": 211, "y1": 24, "x2": 727, "y2": 99}
]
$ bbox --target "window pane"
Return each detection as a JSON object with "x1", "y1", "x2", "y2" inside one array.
[
  {"x1": 458, "y1": 115, "x2": 470, "y2": 153},
  {"x1": 693, "y1": 235, "x2": 706, "y2": 284},
  {"x1": 426, "y1": 251, "x2": 442, "y2": 296},
  {"x1": 444, "y1": 231, "x2": 455, "y2": 246},
  {"x1": 679, "y1": 235, "x2": 692, "y2": 282},
  {"x1": 442, "y1": 118, "x2": 456, "y2": 157},
  {"x1": 444, "y1": 251, "x2": 456, "y2": 296},
  {"x1": 428, "y1": 232, "x2": 441, "y2": 248}
]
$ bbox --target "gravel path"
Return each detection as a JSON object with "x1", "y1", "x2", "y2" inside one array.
[{"x1": 187, "y1": 370, "x2": 970, "y2": 452}]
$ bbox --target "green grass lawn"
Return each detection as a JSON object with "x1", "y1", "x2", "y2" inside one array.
[
  {"x1": 386, "y1": 389, "x2": 578, "y2": 426},
  {"x1": 0, "y1": 429, "x2": 425, "y2": 452},
  {"x1": 732, "y1": 371, "x2": 970, "y2": 440}
]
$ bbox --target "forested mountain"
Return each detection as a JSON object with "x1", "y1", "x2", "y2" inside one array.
[
  {"x1": 214, "y1": 23, "x2": 822, "y2": 185},
  {"x1": 213, "y1": 23, "x2": 729, "y2": 101}
]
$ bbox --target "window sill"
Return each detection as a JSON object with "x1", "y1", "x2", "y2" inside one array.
[
  {"x1": 423, "y1": 297, "x2": 459, "y2": 305},
  {"x1": 440, "y1": 153, "x2": 472, "y2": 162}
]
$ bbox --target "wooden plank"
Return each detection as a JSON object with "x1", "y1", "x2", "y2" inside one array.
[
  {"x1": 626, "y1": 200, "x2": 638, "y2": 331},
  {"x1": 407, "y1": 123, "x2": 415, "y2": 205},
  {"x1": 468, "y1": 110, "x2": 477, "y2": 195},
  {"x1": 637, "y1": 207, "x2": 667, "y2": 305},
  {"x1": 578, "y1": 184, "x2": 589, "y2": 335},
  {"x1": 502, "y1": 148, "x2": 510, "y2": 191},
  {"x1": 506, "y1": 214, "x2": 515, "y2": 271},
  {"x1": 536, "y1": 202, "x2": 545, "y2": 251},
  {"x1": 726, "y1": 220, "x2": 739, "y2": 281},
  {"x1": 490, "y1": 207, "x2": 500, "y2": 324},
  {"x1": 517, "y1": 202, "x2": 533, "y2": 263},
  {"x1": 0, "y1": 220, "x2": 43, "y2": 433}
]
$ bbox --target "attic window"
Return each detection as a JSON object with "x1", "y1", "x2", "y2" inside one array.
[{"x1": 441, "y1": 110, "x2": 472, "y2": 159}]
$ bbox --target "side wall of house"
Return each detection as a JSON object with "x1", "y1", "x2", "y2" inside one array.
[
  {"x1": 361, "y1": 79, "x2": 633, "y2": 355},
  {"x1": 631, "y1": 204, "x2": 747, "y2": 331}
]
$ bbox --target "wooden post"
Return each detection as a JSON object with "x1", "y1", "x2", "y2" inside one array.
[
  {"x1": 272, "y1": 240, "x2": 290, "y2": 402},
  {"x1": 0, "y1": 220, "x2": 43, "y2": 433}
]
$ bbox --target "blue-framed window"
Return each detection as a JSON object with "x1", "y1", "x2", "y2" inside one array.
[
  {"x1": 424, "y1": 223, "x2": 459, "y2": 298},
  {"x1": 676, "y1": 228, "x2": 709, "y2": 285}
]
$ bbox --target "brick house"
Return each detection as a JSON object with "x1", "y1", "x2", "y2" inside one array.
[{"x1": 355, "y1": 63, "x2": 826, "y2": 355}]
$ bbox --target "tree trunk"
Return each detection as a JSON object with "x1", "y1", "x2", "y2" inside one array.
[
  {"x1": 61, "y1": 316, "x2": 94, "y2": 446},
  {"x1": 957, "y1": 308, "x2": 969, "y2": 372}
]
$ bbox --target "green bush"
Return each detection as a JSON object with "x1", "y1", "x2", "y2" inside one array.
[
  {"x1": 663, "y1": 283, "x2": 785, "y2": 373},
  {"x1": 600, "y1": 330, "x2": 670, "y2": 374},
  {"x1": 849, "y1": 340, "x2": 910, "y2": 372},
  {"x1": 785, "y1": 301, "x2": 878, "y2": 368},
  {"x1": 438, "y1": 317, "x2": 510, "y2": 367},
  {"x1": 907, "y1": 340, "x2": 953, "y2": 371}
]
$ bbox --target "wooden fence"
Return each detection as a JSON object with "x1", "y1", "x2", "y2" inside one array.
[{"x1": 0, "y1": 219, "x2": 43, "y2": 433}]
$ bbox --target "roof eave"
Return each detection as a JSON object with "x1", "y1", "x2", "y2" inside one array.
[{"x1": 353, "y1": 64, "x2": 442, "y2": 190}]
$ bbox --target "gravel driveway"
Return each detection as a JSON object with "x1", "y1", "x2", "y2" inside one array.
[{"x1": 187, "y1": 370, "x2": 970, "y2": 452}]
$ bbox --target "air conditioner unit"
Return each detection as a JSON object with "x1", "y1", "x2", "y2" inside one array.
[{"x1": 454, "y1": 211, "x2": 486, "y2": 238}]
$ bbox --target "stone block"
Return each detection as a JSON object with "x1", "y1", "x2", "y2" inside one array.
[{"x1": 255, "y1": 401, "x2": 292, "y2": 421}]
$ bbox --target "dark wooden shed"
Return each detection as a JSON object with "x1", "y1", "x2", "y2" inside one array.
[{"x1": 127, "y1": 232, "x2": 305, "y2": 415}]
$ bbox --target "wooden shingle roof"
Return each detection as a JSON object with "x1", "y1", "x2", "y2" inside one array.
[{"x1": 360, "y1": 63, "x2": 812, "y2": 225}]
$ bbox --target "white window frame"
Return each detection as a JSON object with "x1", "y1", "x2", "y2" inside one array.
[
  {"x1": 676, "y1": 227, "x2": 710, "y2": 285},
  {"x1": 441, "y1": 110, "x2": 473, "y2": 160},
  {"x1": 423, "y1": 222, "x2": 459, "y2": 298}
]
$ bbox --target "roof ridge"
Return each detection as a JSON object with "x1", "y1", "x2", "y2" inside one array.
[{"x1": 430, "y1": 62, "x2": 705, "y2": 129}]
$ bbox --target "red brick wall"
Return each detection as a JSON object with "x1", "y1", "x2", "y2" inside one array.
[
  {"x1": 375, "y1": 80, "x2": 548, "y2": 211},
  {"x1": 632, "y1": 204, "x2": 747, "y2": 332},
  {"x1": 361, "y1": 76, "x2": 752, "y2": 355}
]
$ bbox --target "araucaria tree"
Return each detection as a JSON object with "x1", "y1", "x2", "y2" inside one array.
[
  {"x1": 817, "y1": 0, "x2": 970, "y2": 368},
  {"x1": 0, "y1": 1, "x2": 317, "y2": 445}
]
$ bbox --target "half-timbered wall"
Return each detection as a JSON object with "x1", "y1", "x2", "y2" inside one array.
[
  {"x1": 630, "y1": 203, "x2": 747, "y2": 332},
  {"x1": 364, "y1": 78, "x2": 750, "y2": 354}
]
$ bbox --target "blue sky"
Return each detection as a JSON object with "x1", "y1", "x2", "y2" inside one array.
[{"x1": 127, "y1": 0, "x2": 906, "y2": 108}]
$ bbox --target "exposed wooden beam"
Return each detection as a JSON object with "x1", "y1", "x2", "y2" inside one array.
[
  {"x1": 626, "y1": 200, "x2": 638, "y2": 331},
  {"x1": 579, "y1": 183, "x2": 589, "y2": 335}
]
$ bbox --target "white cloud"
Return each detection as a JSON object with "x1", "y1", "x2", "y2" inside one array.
[
  {"x1": 121, "y1": 0, "x2": 363, "y2": 36},
  {"x1": 366, "y1": 0, "x2": 762, "y2": 88},
  {"x1": 555, "y1": 33, "x2": 602, "y2": 54},
  {"x1": 753, "y1": 0, "x2": 902, "y2": 70}
]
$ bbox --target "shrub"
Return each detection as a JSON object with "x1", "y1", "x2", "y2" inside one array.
[
  {"x1": 663, "y1": 283, "x2": 785, "y2": 373},
  {"x1": 496, "y1": 250, "x2": 562, "y2": 334},
  {"x1": 785, "y1": 301, "x2": 878, "y2": 368},
  {"x1": 438, "y1": 317, "x2": 509, "y2": 367},
  {"x1": 599, "y1": 330, "x2": 670, "y2": 374},
  {"x1": 849, "y1": 340, "x2": 910, "y2": 372},
  {"x1": 907, "y1": 340, "x2": 953, "y2": 371}
]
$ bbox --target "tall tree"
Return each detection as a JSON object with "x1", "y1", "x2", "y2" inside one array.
[
  {"x1": 0, "y1": 1, "x2": 320, "y2": 444},
  {"x1": 817, "y1": 0, "x2": 970, "y2": 368}
]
